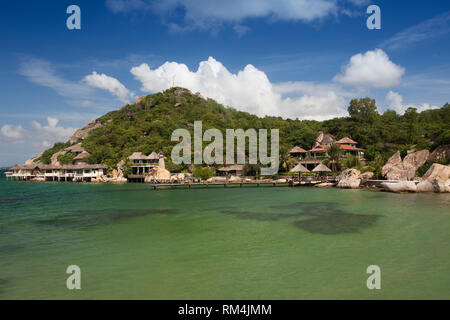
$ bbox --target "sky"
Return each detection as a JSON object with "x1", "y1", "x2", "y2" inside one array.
[{"x1": 0, "y1": 0, "x2": 449, "y2": 166}]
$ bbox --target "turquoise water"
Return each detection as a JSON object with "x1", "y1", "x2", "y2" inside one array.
[{"x1": 0, "y1": 175, "x2": 449, "y2": 300}]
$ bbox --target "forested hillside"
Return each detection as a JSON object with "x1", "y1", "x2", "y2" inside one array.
[{"x1": 38, "y1": 88, "x2": 449, "y2": 172}]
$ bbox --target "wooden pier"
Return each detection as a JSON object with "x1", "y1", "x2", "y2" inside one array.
[{"x1": 146, "y1": 181, "x2": 293, "y2": 190}]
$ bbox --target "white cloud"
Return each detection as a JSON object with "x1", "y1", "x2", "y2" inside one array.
[
  {"x1": 381, "y1": 11, "x2": 450, "y2": 50},
  {"x1": 106, "y1": 0, "x2": 367, "y2": 34},
  {"x1": 0, "y1": 118, "x2": 76, "y2": 163},
  {"x1": 19, "y1": 58, "x2": 92, "y2": 98},
  {"x1": 19, "y1": 57, "x2": 135, "y2": 106},
  {"x1": 83, "y1": 72, "x2": 136, "y2": 103},
  {"x1": 386, "y1": 91, "x2": 440, "y2": 114},
  {"x1": 131, "y1": 56, "x2": 349, "y2": 120},
  {"x1": 30, "y1": 117, "x2": 75, "y2": 142},
  {"x1": 334, "y1": 49, "x2": 405, "y2": 88},
  {"x1": 0, "y1": 124, "x2": 25, "y2": 140}
]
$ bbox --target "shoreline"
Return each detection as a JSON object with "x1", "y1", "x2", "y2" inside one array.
[{"x1": 2, "y1": 176, "x2": 447, "y2": 195}]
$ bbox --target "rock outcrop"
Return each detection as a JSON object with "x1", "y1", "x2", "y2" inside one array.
[
  {"x1": 69, "y1": 120, "x2": 103, "y2": 144},
  {"x1": 382, "y1": 150, "x2": 429, "y2": 181},
  {"x1": 25, "y1": 154, "x2": 42, "y2": 165},
  {"x1": 50, "y1": 150, "x2": 66, "y2": 166},
  {"x1": 337, "y1": 169, "x2": 361, "y2": 189},
  {"x1": 92, "y1": 168, "x2": 127, "y2": 183},
  {"x1": 314, "y1": 182, "x2": 336, "y2": 188},
  {"x1": 416, "y1": 163, "x2": 450, "y2": 193},
  {"x1": 144, "y1": 166, "x2": 171, "y2": 183},
  {"x1": 381, "y1": 181, "x2": 418, "y2": 193}
]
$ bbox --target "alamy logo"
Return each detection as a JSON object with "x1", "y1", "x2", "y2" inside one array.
[
  {"x1": 366, "y1": 265, "x2": 381, "y2": 290},
  {"x1": 366, "y1": 5, "x2": 381, "y2": 30},
  {"x1": 66, "y1": 265, "x2": 81, "y2": 290},
  {"x1": 171, "y1": 121, "x2": 280, "y2": 175},
  {"x1": 66, "y1": 5, "x2": 81, "y2": 30}
]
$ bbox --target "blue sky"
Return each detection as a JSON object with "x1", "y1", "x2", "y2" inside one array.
[{"x1": 1, "y1": 0, "x2": 449, "y2": 166}]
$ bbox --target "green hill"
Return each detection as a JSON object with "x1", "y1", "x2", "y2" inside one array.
[{"x1": 37, "y1": 87, "x2": 450, "y2": 173}]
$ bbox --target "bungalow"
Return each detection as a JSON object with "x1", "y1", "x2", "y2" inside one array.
[
  {"x1": 8, "y1": 164, "x2": 107, "y2": 182},
  {"x1": 128, "y1": 151, "x2": 162, "y2": 176},
  {"x1": 217, "y1": 164, "x2": 245, "y2": 176},
  {"x1": 289, "y1": 146, "x2": 308, "y2": 160}
]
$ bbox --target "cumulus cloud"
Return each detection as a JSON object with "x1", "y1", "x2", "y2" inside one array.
[
  {"x1": 131, "y1": 56, "x2": 349, "y2": 120},
  {"x1": 83, "y1": 72, "x2": 136, "y2": 103},
  {"x1": 0, "y1": 117, "x2": 75, "y2": 160},
  {"x1": 0, "y1": 124, "x2": 25, "y2": 140},
  {"x1": 334, "y1": 49, "x2": 405, "y2": 88},
  {"x1": 386, "y1": 91, "x2": 440, "y2": 114},
  {"x1": 30, "y1": 117, "x2": 75, "y2": 142}
]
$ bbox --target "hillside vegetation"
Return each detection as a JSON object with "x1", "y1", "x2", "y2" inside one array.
[{"x1": 39, "y1": 88, "x2": 449, "y2": 172}]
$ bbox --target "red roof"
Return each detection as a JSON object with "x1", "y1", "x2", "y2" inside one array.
[
  {"x1": 310, "y1": 146, "x2": 327, "y2": 152},
  {"x1": 339, "y1": 144, "x2": 363, "y2": 151},
  {"x1": 336, "y1": 137, "x2": 358, "y2": 144}
]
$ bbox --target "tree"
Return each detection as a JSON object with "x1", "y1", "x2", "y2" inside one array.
[
  {"x1": 327, "y1": 144, "x2": 342, "y2": 172},
  {"x1": 348, "y1": 97, "x2": 379, "y2": 123},
  {"x1": 404, "y1": 107, "x2": 419, "y2": 144}
]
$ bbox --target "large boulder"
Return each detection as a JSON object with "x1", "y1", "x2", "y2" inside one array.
[
  {"x1": 228, "y1": 176, "x2": 242, "y2": 183},
  {"x1": 382, "y1": 150, "x2": 429, "y2": 181},
  {"x1": 145, "y1": 167, "x2": 171, "y2": 182},
  {"x1": 337, "y1": 169, "x2": 361, "y2": 189},
  {"x1": 381, "y1": 181, "x2": 417, "y2": 193},
  {"x1": 382, "y1": 152, "x2": 402, "y2": 177},
  {"x1": 416, "y1": 163, "x2": 450, "y2": 193},
  {"x1": 403, "y1": 149, "x2": 429, "y2": 174}
]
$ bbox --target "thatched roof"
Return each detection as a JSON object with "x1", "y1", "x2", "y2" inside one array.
[
  {"x1": 218, "y1": 164, "x2": 245, "y2": 172},
  {"x1": 321, "y1": 134, "x2": 335, "y2": 145},
  {"x1": 312, "y1": 163, "x2": 332, "y2": 172},
  {"x1": 73, "y1": 151, "x2": 90, "y2": 160},
  {"x1": 11, "y1": 164, "x2": 107, "y2": 170},
  {"x1": 290, "y1": 163, "x2": 310, "y2": 173},
  {"x1": 336, "y1": 137, "x2": 358, "y2": 144},
  {"x1": 129, "y1": 152, "x2": 147, "y2": 160},
  {"x1": 147, "y1": 152, "x2": 160, "y2": 160},
  {"x1": 290, "y1": 146, "x2": 308, "y2": 154}
]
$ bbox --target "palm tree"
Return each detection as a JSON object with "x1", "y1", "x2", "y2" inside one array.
[
  {"x1": 327, "y1": 144, "x2": 342, "y2": 172},
  {"x1": 280, "y1": 153, "x2": 292, "y2": 173}
]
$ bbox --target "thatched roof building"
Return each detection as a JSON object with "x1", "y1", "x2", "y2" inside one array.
[
  {"x1": 312, "y1": 163, "x2": 332, "y2": 173},
  {"x1": 290, "y1": 163, "x2": 310, "y2": 173}
]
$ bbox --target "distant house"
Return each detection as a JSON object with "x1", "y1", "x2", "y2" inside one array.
[
  {"x1": 8, "y1": 164, "x2": 107, "y2": 182},
  {"x1": 291, "y1": 132, "x2": 365, "y2": 170},
  {"x1": 217, "y1": 164, "x2": 244, "y2": 176},
  {"x1": 289, "y1": 146, "x2": 308, "y2": 160},
  {"x1": 128, "y1": 152, "x2": 162, "y2": 176}
]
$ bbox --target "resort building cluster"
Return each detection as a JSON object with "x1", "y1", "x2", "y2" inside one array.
[
  {"x1": 289, "y1": 132, "x2": 365, "y2": 171},
  {"x1": 5, "y1": 131, "x2": 363, "y2": 183}
]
